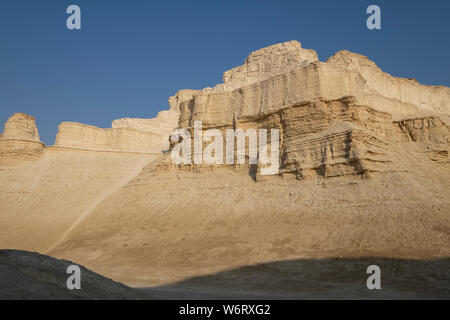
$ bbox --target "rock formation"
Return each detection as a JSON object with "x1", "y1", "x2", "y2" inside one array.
[
  {"x1": 0, "y1": 250, "x2": 153, "y2": 299},
  {"x1": 166, "y1": 41, "x2": 449, "y2": 179},
  {"x1": 54, "y1": 122, "x2": 163, "y2": 153},
  {"x1": 171, "y1": 42, "x2": 449, "y2": 130},
  {"x1": 54, "y1": 109, "x2": 179, "y2": 153},
  {"x1": 0, "y1": 113, "x2": 45, "y2": 165},
  {"x1": 111, "y1": 109, "x2": 179, "y2": 151},
  {"x1": 0, "y1": 41, "x2": 449, "y2": 296},
  {"x1": 1, "y1": 113, "x2": 40, "y2": 141}
]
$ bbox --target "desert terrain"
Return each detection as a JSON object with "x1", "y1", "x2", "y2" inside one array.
[{"x1": 0, "y1": 41, "x2": 449, "y2": 299}]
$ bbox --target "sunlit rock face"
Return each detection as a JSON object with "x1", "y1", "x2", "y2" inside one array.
[
  {"x1": 0, "y1": 41, "x2": 449, "y2": 292},
  {"x1": 2, "y1": 113, "x2": 40, "y2": 142},
  {"x1": 0, "y1": 113, "x2": 44, "y2": 165},
  {"x1": 167, "y1": 40, "x2": 449, "y2": 178},
  {"x1": 54, "y1": 108, "x2": 179, "y2": 153}
]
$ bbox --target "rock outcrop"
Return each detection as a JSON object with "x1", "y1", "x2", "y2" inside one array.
[
  {"x1": 0, "y1": 113, "x2": 45, "y2": 165},
  {"x1": 54, "y1": 122, "x2": 162, "y2": 153},
  {"x1": 111, "y1": 109, "x2": 179, "y2": 151},
  {"x1": 1, "y1": 113, "x2": 40, "y2": 141},
  {"x1": 170, "y1": 42, "x2": 449, "y2": 128},
  {"x1": 166, "y1": 41, "x2": 449, "y2": 179},
  {"x1": 0, "y1": 41, "x2": 449, "y2": 294},
  {"x1": 54, "y1": 109, "x2": 179, "y2": 153},
  {"x1": 0, "y1": 250, "x2": 153, "y2": 299}
]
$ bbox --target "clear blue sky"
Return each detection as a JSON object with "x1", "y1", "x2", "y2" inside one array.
[{"x1": 1, "y1": 0, "x2": 449, "y2": 144}]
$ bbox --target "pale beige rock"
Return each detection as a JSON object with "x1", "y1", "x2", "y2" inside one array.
[
  {"x1": 54, "y1": 122, "x2": 163, "y2": 153},
  {"x1": 170, "y1": 41, "x2": 449, "y2": 129},
  {"x1": 0, "y1": 250, "x2": 154, "y2": 299},
  {"x1": 0, "y1": 41, "x2": 449, "y2": 297},
  {"x1": 0, "y1": 113, "x2": 44, "y2": 165},
  {"x1": 54, "y1": 109, "x2": 179, "y2": 153},
  {"x1": 222, "y1": 40, "x2": 319, "y2": 88},
  {"x1": 111, "y1": 109, "x2": 179, "y2": 151},
  {"x1": 2, "y1": 113, "x2": 40, "y2": 141}
]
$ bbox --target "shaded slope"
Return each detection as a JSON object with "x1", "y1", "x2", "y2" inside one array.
[{"x1": 0, "y1": 250, "x2": 154, "y2": 300}]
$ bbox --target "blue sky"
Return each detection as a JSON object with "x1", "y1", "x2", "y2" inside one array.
[{"x1": 0, "y1": 0, "x2": 449, "y2": 144}]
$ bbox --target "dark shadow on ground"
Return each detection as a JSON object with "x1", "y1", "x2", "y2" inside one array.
[{"x1": 138, "y1": 257, "x2": 450, "y2": 299}]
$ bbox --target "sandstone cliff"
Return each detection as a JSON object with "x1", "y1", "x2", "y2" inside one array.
[
  {"x1": 1, "y1": 113, "x2": 40, "y2": 141},
  {"x1": 170, "y1": 41, "x2": 449, "y2": 129},
  {"x1": 54, "y1": 122, "x2": 162, "y2": 153},
  {"x1": 54, "y1": 109, "x2": 179, "y2": 153},
  {"x1": 0, "y1": 113, "x2": 45, "y2": 165},
  {"x1": 0, "y1": 41, "x2": 449, "y2": 293},
  {"x1": 111, "y1": 109, "x2": 179, "y2": 151}
]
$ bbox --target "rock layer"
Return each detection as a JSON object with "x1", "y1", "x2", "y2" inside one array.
[
  {"x1": 0, "y1": 113, "x2": 44, "y2": 165},
  {"x1": 170, "y1": 41, "x2": 449, "y2": 129},
  {"x1": 54, "y1": 109, "x2": 179, "y2": 153},
  {"x1": 111, "y1": 109, "x2": 179, "y2": 151},
  {"x1": 0, "y1": 250, "x2": 153, "y2": 299},
  {"x1": 54, "y1": 122, "x2": 162, "y2": 153}
]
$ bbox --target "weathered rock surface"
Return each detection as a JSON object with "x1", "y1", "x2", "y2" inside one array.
[
  {"x1": 0, "y1": 139, "x2": 45, "y2": 165},
  {"x1": 0, "y1": 147, "x2": 157, "y2": 252},
  {"x1": 0, "y1": 113, "x2": 44, "y2": 165},
  {"x1": 54, "y1": 122, "x2": 162, "y2": 153},
  {"x1": 174, "y1": 42, "x2": 449, "y2": 128},
  {"x1": 1, "y1": 113, "x2": 40, "y2": 142},
  {"x1": 54, "y1": 109, "x2": 178, "y2": 153},
  {"x1": 0, "y1": 41, "x2": 449, "y2": 296},
  {"x1": 167, "y1": 41, "x2": 449, "y2": 179},
  {"x1": 111, "y1": 109, "x2": 179, "y2": 151},
  {"x1": 0, "y1": 250, "x2": 153, "y2": 299}
]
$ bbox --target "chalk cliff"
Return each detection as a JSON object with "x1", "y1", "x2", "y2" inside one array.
[
  {"x1": 111, "y1": 109, "x2": 179, "y2": 151},
  {"x1": 165, "y1": 41, "x2": 449, "y2": 179},
  {"x1": 54, "y1": 108, "x2": 179, "y2": 153},
  {"x1": 0, "y1": 113, "x2": 45, "y2": 165},
  {"x1": 170, "y1": 41, "x2": 449, "y2": 129},
  {"x1": 0, "y1": 41, "x2": 449, "y2": 292}
]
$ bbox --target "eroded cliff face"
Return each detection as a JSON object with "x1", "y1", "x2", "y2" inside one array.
[
  {"x1": 0, "y1": 113, "x2": 45, "y2": 165},
  {"x1": 170, "y1": 41, "x2": 449, "y2": 128},
  {"x1": 0, "y1": 41, "x2": 449, "y2": 288},
  {"x1": 165, "y1": 41, "x2": 449, "y2": 180},
  {"x1": 54, "y1": 108, "x2": 179, "y2": 153},
  {"x1": 2, "y1": 113, "x2": 40, "y2": 141},
  {"x1": 111, "y1": 109, "x2": 179, "y2": 151},
  {"x1": 54, "y1": 122, "x2": 163, "y2": 153}
]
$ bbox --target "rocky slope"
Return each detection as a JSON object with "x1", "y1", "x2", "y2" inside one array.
[
  {"x1": 0, "y1": 41, "x2": 448, "y2": 295},
  {"x1": 0, "y1": 250, "x2": 153, "y2": 299}
]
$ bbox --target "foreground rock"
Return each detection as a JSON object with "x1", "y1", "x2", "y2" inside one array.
[{"x1": 0, "y1": 250, "x2": 153, "y2": 300}]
